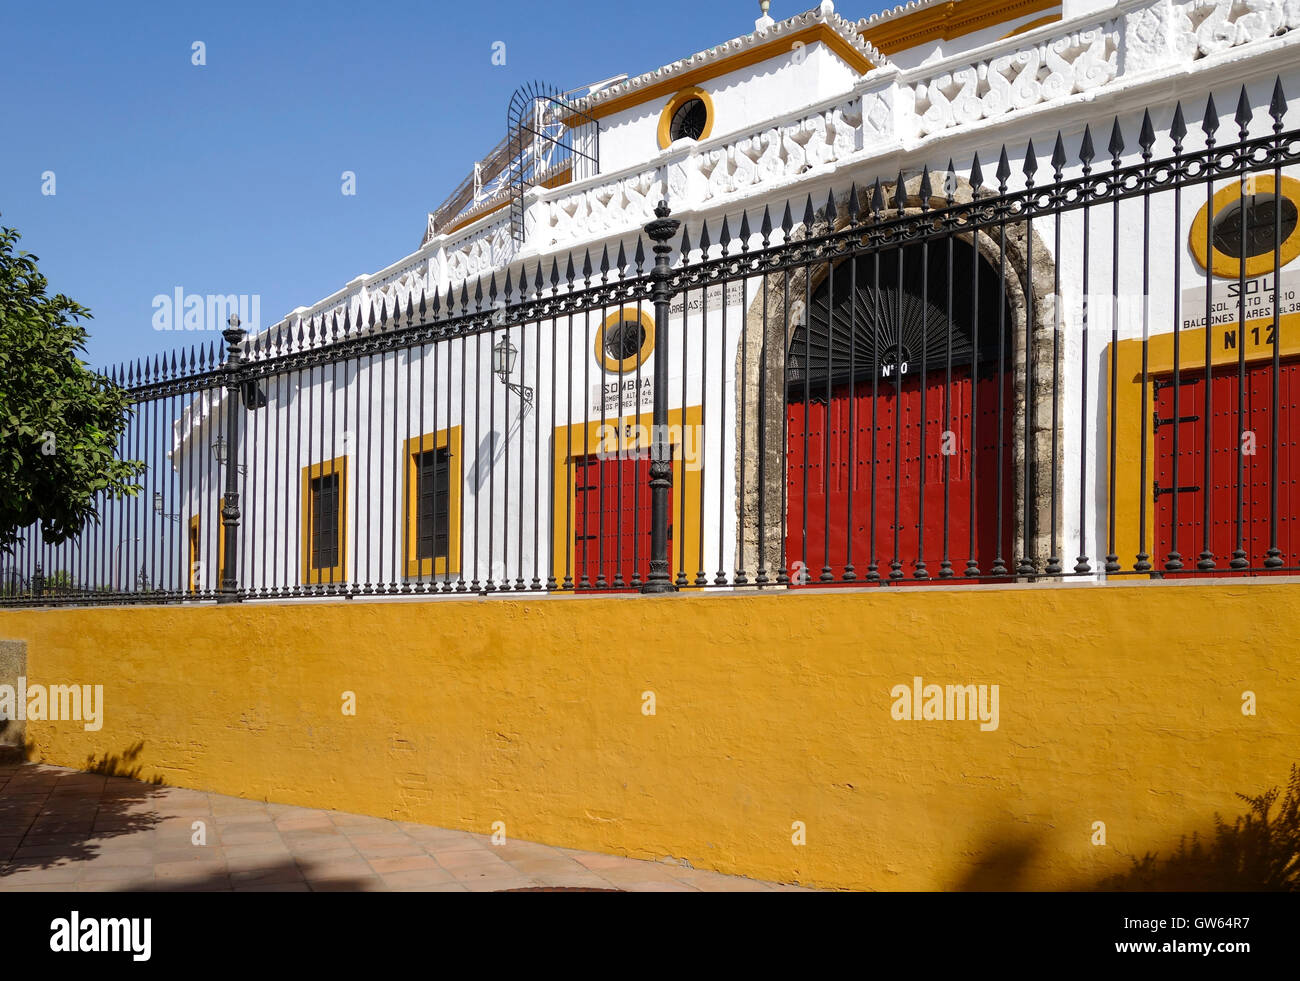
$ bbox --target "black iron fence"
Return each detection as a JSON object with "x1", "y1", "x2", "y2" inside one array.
[{"x1": 5, "y1": 77, "x2": 1300, "y2": 605}]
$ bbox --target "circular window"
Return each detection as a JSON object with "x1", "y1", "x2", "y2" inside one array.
[
  {"x1": 1190, "y1": 175, "x2": 1300, "y2": 278},
  {"x1": 657, "y1": 87, "x2": 714, "y2": 150},
  {"x1": 669, "y1": 99, "x2": 708, "y2": 142},
  {"x1": 604, "y1": 319, "x2": 646, "y2": 361},
  {"x1": 595, "y1": 308, "x2": 655, "y2": 373},
  {"x1": 1211, "y1": 194, "x2": 1298, "y2": 259}
]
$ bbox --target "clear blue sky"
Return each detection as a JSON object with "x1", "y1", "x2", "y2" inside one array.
[{"x1": 0, "y1": 0, "x2": 890, "y2": 371}]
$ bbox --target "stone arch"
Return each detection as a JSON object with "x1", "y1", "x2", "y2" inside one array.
[{"x1": 732, "y1": 175, "x2": 1061, "y2": 582}]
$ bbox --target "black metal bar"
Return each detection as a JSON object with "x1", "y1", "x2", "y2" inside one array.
[
  {"x1": 218, "y1": 324, "x2": 246, "y2": 602},
  {"x1": 642, "y1": 200, "x2": 678, "y2": 593},
  {"x1": 1266, "y1": 81, "x2": 1286, "y2": 569},
  {"x1": 1167, "y1": 108, "x2": 1186, "y2": 573}
]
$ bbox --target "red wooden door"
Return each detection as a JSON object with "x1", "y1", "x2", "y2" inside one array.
[
  {"x1": 1154, "y1": 359, "x2": 1300, "y2": 573},
  {"x1": 572, "y1": 453, "x2": 665, "y2": 590},
  {"x1": 786, "y1": 368, "x2": 1014, "y2": 583}
]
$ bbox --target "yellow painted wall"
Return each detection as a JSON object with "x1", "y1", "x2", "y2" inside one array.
[{"x1": 1, "y1": 582, "x2": 1297, "y2": 890}]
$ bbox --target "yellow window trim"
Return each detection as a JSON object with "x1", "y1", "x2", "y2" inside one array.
[
  {"x1": 1106, "y1": 309, "x2": 1300, "y2": 576},
  {"x1": 216, "y1": 497, "x2": 226, "y2": 588},
  {"x1": 1190, "y1": 175, "x2": 1300, "y2": 279},
  {"x1": 187, "y1": 504, "x2": 226, "y2": 593},
  {"x1": 300, "y1": 456, "x2": 348, "y2": 585},
  {"x1": 657, "y1": 86, "x2": 714, "y2": 150},
  {"x1": 552, "y1": 405, "x2": 703, "y2": 585},
  {"x1": 187, "y1": 513, "x2": 201, "y2": 593},
  {"x1": 402, "y1": 426, "x2": 463, "y2": 578},
  {"x1": 595, "y1": 307, "x2": 655, "y2": 373}
]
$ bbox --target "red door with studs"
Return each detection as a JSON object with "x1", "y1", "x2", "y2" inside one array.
[
  {"x1": 572, "y1": 453, "x2": 668, "y2": 590},
  {"x1": 786, "y1": 367, "x2": 1015, "y2": 583},
  {"x1": 1154, "y1": 359, "x2": 1300, "y2": 573}
]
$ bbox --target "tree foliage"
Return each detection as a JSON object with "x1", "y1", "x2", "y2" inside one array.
[{"x1": 0, "y1": 221, "x2": 143, "y2": 554}]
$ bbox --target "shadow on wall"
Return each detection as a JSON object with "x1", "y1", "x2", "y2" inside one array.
[
  {"x1": 82, "y1": 740, "x2": 164, "y2": 785},
  {"x1": 1097, "y1": 763, "x2": 1300, "y2": 892},
  {"x1": 0, "y1": 745, "x2": 164, "y2": 878},
  {"x1": 947, "y1": 764, "x2": 1300, "y2": 892}
]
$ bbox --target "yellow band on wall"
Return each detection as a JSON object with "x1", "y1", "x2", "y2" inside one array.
[{"x1": 5, "y1": 579, "x2": 1297, "y2": 891}]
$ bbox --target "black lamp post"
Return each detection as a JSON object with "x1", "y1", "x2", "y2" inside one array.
[
  {"x1": 217, "y1": 315, "x2": 246, "y2": 603},
  {"x1": 642, "y1": 200, "x2": 680, "y2": 594}
]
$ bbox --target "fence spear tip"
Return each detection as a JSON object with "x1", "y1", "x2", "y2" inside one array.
[
  {"x1": 1139, "y1": 111, "x2": 1156, "y2": 158},
  {"x1": 1107, "y1": 118, "x2": 1125, "y2": 161},
  {"x1": 1235, "y1": 84, "x2": 1252, "y2": 136},
  {"x1": 1170, "y1": 104, "x2": 1187, "y2": 147}
]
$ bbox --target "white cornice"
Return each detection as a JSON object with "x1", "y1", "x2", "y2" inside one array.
[
  {"x1": 575, "y1": 2, "x2": 889, "y2": 116},
  {"x1": 856, "y1": 0, "x2": 951, "y2": 31}
]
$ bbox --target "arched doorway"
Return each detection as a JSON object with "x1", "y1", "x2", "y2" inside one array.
[{"x1": 784, "y1": 238, "x2": 1016, "y2": 582}]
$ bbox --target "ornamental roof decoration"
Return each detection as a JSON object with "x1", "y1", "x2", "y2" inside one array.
[
  {"x1": 575, "y1": 2, "x2": 890, "y2": 117},
  {"x1": 856, "y1": 0, "x2": 952, "y2": 30}
]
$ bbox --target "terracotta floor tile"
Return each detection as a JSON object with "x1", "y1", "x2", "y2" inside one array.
[
  {"x1": 297, "y1": 857, "x2": 376, "y2": 881},
  {"x1": 0, "y1": 763, "x2": 809, "y2": 893},
  {"x1": 380, "y1": 868, "x2": 459, "y2": 889},
  {"x1": 366, "y1": 854, "x2": 442, "y2": 875}
]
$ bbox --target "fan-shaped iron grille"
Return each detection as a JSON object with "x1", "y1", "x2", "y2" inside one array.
[{"x1": 787, "y1": 241, "x2": 1013, "y2": 390}]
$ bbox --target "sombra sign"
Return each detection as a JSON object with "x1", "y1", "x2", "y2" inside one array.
[{"x1": 592, "y1": 377, "x2": 653, "y2": 414}]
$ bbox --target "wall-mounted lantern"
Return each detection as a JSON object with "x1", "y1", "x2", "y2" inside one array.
[{"x1": 492, "y1": 334, "x2": 533, "y2": 408}]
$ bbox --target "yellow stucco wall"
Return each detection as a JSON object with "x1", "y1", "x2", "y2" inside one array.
[{"x1": 0, "y1": 581, "x2": 1296, "y2": 890}]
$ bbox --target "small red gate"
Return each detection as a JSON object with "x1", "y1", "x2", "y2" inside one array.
[
  {"x1": 572, "y1": 453, "x2": 665, "y2": 590},
  {"x1": 1154, "y1": 359, "x2": 1300, "y2": 572}
]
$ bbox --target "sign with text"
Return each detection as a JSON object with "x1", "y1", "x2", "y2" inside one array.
[
  {"x1": 669, "y1": 281, "x2": 747, "y2": 317},
  {"x1": 1180, "y1": 269, "x2": 1300, "y2": 332},
  {"x1": 591, "y1": 376, "x2": 653, "y2": 414}
]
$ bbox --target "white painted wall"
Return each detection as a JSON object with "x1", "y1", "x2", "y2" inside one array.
[
  {"x1": 599, "y1": 40, "x2": 861, "y2": 175},
  {"x1": 157, "y1": 0, "x2": 1300, "y2": 594}
]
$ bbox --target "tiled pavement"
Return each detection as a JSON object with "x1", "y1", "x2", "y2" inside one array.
[{"x1": 0, "y1": 761, "x2": 811, "y2": 892}]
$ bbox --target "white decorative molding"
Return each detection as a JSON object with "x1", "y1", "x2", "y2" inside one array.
[
  {"x1": 861, "y1": 85, "x2": 896, "y2": 143},
  {"x1": 911, "y1": 23, "x2": 1120, "y2": 138},
  {"x1": 1179, "y1": 0, "x2": 1300, "y2": 57},
  {"x1": 1126, "y1": 0, "x2": 1300, "y2": 72},
  {"x1": 533, "y1": 97, "x2": 863, "y2": 250}
]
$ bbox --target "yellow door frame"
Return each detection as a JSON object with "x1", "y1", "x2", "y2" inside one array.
[
  {"x1": 187, "y1": 514, "x2": 201, "y2": 593},
  {"x1": 187, "y1": 502, "x2": 226, "y2": 593},
  {"x1": 552, "y1": 405, "x2": 703, "y2": 585},
  {"x1": 1107, "y1": 308, "x2": 1300, "y2": 575}
]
